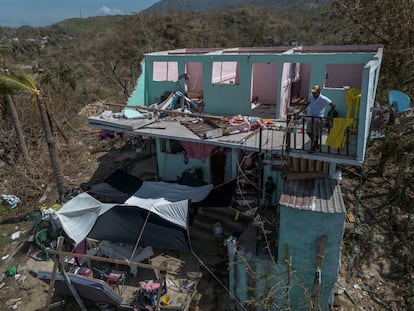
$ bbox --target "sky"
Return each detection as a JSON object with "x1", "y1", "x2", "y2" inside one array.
[{"x1": 0, "y1": 0, "x2": 160, "y2": 27}]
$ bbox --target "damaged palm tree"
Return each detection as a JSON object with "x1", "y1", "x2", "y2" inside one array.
[
  {"x1": 0, "y1": 72, "x2": 67, "y2": 201},
  {"x1": 0, "y1": 39, "x2": 32, "y2": 166}
]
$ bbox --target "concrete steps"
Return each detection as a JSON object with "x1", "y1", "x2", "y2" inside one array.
[{"x1": 189, "y1": 205, "x2": 253, "y2": 247}]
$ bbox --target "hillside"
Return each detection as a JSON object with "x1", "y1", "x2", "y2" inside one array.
[{"x1": 0, "y1": 3, "x2": 414, "y2": 310}]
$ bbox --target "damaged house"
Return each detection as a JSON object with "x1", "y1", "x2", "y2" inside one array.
[{"x1": 88, "y1": 45, "x2": 383, "y2": 310}]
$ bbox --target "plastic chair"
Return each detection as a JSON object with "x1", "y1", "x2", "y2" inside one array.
[
  {"x1": 346, "y1": 88, "x2": 361, "y2": 130},
  {"x1": 388, "y1": 90, "x2": 411, "y2": 113},
  {"x1": 325, "y1": 118, "x2": 354, "y2": 149}
]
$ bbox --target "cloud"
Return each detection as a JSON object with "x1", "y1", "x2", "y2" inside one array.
[{"x1": 98, "y1": 6, "x2": 123, "y2": 16}]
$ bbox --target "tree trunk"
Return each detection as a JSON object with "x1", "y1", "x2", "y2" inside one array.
[
  {"x1": 36, "y1": 95, "x2": 66, "y2": 201},
  {"x1": 6, "y1": 95, "x2": 32, "y2": 165}
]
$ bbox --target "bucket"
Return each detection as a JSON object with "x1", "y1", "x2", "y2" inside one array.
[{"x1": 213, "y1": 222, "x2": 223, "y2": 238}]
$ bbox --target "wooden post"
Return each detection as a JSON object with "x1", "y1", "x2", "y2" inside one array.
[
  {"x1": 59, "y1": 262, "x2": 87, "y2": 311},
  {"x1": 45, "y1": 236, "x2": 64, "y2": 310},
  {"x1": 155, "y1": 269, "x2": 165, "y2": 310},
  {"x1": 46, "y1": 249, "x2": 175, "y2": 273},
  {"x1": 311, "y1": 235, "x2": 327, "y2": 310}
]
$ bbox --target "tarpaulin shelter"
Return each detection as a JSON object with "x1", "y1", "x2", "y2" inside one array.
[
  {"x1": 55, "y1": 192, "x2": 191, "y2": 251},
  {"x1": 55, "y1": 177, "x2": 213, "y2": 251}
]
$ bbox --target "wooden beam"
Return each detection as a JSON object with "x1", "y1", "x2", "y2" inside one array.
[
  {"x1": 135, "y1": 105, "x2": 226, "y2": 121},
  {"x1": 45, "y1": 236, "x2": 64, "y2": 310},
  {"x1": 284, "y1": 172, "x2": 327, "y2": 181},
  {"x1": 59, "y1": 262, "x2": 87, "y2": 311},
  {"x1": 46, "y1": 248, "x2": 177, "y2": 274}
]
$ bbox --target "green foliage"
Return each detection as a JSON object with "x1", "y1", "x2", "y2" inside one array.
[{"x1": 328, "y1": 0, "x2": 414, "y2": 101}]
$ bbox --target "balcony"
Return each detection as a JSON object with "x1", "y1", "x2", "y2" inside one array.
[{"x1": 284, "y1": 114, "x2": 358, "y2": 160}]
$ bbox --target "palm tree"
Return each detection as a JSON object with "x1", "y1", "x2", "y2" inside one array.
[
  {"x1": 0, "y1": 39, "x2": 32, "y2": 165},
  {"x1": 0, "y1": 72, "x2": 67, "y2": 201}
]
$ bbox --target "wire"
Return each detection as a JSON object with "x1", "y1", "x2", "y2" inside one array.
[{"x1": 191, "y1": 250, "x2": 248, "y2": 311}]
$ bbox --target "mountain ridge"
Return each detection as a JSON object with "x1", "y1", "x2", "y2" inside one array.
[{"x1": 145, "y1": 0, "x2": 332, "y2": 12}]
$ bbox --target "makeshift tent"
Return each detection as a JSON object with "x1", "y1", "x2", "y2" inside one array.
[
  {"x1": 87, "y1": 169, "x2": 213, "y2": 204},
  {"x1": 55, "y1": 193, "x2": 194, "y2": 251},
  {"x1": 126, "y1": 181, "x2": 213, "y2": 204}
]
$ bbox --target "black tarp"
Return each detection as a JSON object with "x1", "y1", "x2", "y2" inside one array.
[{"x1": 88, "y1": 204, "x2": 191, "y2": 251}]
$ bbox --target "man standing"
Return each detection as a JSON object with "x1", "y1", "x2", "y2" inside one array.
[{"x1": 305, "y1": 85, "x2": 335, "y2": 151}]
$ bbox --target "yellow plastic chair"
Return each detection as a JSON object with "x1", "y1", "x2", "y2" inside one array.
[
  {"x1": 325, "y1": 118, "x2": 354, "y2": 149},
  {"x1": 346, "y1": 88, "x2": 361, "y2": 130}
]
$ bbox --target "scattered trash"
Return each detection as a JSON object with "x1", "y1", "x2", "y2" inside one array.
[
  {"x1": 1, "y1": 194, "x2": 21, "y2": 209},
  {"x1": 2, "y1": 254, "x2": 9, "y2": 260},
  {"x1": 353, "y1": 283, "x2": 360, "y2": 289},
  {"x1": 0, "y1": 282, "x2": 5, "y2": 289},
  {"x1": 179, "y1": 280, "x2": 189, "y2": 292},
  {"x1": 7, "y1": 265, "x2": 17, "y2": 277},
  {"x1": 10, "y1": 231, "x2": 21, "y2": 240},
  {"x1": 161, "y1": 295, "x2": 171, "y2": 305}
]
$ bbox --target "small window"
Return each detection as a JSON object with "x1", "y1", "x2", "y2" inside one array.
[
  {"x1": 153, "y1": 61, "x2": 178, "y2": 82},
  {"x1": 325, "y1": 64, "x2": 364, "y2": 89},
  {"x1": 211, "y1": 61, "x2": 239, "y2": 85}
]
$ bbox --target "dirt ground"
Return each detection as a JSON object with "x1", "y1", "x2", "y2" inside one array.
[
  {"x1": 0, "y1": 138, "x2": 232, "y2": 311},
  {"x1": 0, "y1": 133, "x2": 411, "y2": 310}
]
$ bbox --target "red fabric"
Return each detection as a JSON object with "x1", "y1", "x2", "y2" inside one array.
[{"x1": 180, "y1": 141, "x2": 215, "y2": 159}]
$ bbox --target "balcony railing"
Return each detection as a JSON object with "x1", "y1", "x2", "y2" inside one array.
[{"x1": 285, "y1": 114, "x2": 357, "y2": 158}]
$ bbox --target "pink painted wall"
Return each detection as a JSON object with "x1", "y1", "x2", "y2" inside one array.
[
  {"x1": 251, "y1": 62, "x2": 278, "y2": 104},
  {"x1": 185, "y1": 62, "x2": 203, "y2": 93},
  {"x1": 325, "y1": 64, "x2": 364, "y2": 89},
  {"x1": 299, "y1": 63, "x2": 311, "y2": 98}
]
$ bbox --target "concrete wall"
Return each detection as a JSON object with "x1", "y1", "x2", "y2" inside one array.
[
  {"x1": 155, "y1": 138, "x2": 212, "y2": 182},
  {"x1": 277, "y1": 206, "x2": 346, "y2": 310},
  {"x1": 142, "y1": 52, "x2": 378, "y2": 122}
]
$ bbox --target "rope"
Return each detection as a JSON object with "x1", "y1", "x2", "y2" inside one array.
[{"x1": 191, "y1": 250, "x2": 248, "y2": 311}]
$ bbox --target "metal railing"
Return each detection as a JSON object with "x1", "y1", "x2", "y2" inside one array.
[{"x1": 285, "y1": 114, "x2": 357, "y2": 157}]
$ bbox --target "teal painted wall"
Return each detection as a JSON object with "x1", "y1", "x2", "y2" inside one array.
[
  {"x1": 127, "y1": 61, "x2": 146, "y2": 106},
  {"x1": 277, "y1": 206, "x2": 346, "y2": 310},
  {"x1": 229, "y1": 253, "x2": 312, "y2": 310},
  {"x1": 155, "y1": 138, "x2": 211, "y2": 182},
  {"x1": 143, "y1": 52, "x2": 377, "y2": 119},
  {"x1": 228, "y1": 206, "x2": 345, "y2": 310},
  {"x1": 203, "y1": 59, "x2": 252, "y2": 116}
]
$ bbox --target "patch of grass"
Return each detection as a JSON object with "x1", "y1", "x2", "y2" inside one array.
[
  {"x1": 0, "y1": 203, "x2": 17, "y2": 220},
  {"x1": 0, "y1": 220, "x2": 32, "y2": 250}
]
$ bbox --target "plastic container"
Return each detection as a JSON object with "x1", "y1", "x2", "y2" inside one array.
[{"x1": 213, "y1": 222, "x2": 223, "y2": 238}]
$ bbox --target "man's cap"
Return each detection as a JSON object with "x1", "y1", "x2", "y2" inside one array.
[{"x1": 311, "y1": 85, "x2": 321, "y2": 93}]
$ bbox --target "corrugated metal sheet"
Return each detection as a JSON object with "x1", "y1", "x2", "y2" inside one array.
[{"x1": 279, "y1": 178, "x2": 346, "y2": 213}]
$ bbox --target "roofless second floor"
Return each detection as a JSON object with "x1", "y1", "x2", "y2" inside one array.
[{"x1": 107, "y1": 45, "x2": 384, "y2": 166}]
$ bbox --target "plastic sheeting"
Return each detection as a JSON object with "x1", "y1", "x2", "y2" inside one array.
[
  {"x1": 55, "y1": 192, "x2": 193, "y2": 251},
  {"x1": 127, "y1": 181, "x2": 213, "y2": 203}
]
